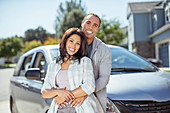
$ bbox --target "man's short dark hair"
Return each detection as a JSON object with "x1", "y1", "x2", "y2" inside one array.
[{"x1": 83, "y1": 13, "x2": 101, "y2": 27}]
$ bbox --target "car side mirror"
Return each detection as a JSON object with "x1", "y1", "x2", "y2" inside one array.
[{"x1": 25, "y1": 68, "x2": 41, "y2": 80}]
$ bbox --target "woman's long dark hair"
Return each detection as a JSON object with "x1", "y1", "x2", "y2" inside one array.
[{"x1": 56, "y1": 28, "x2": 88, "y2": 63}]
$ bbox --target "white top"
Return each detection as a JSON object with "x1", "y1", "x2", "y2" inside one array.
[
  {"x1": 41, "y1": 57, "x2": 98, "y2": 113},
  {"x1": 55, "y1": 70, "x2": 70, "y2": 90}
]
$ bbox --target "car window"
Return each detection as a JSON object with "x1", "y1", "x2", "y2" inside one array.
[
  {"x1": 33, "y1": 52, "x2": 46, "y2": 76},
  {"x1": 20, "y1": 54, "x2": 33, "y2": 76},
  {"x1": 110, "y1": 47, "x2": 157, "y2": 71},
  {"x1": 13, "y1": 56, "x2": 24, "y2": 76},
  {"x1": 50, "y1": 48, "x2": 59, "y2": 60}
]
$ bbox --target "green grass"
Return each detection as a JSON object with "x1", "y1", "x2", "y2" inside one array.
[
  {"x1": 165, "y1": 70, "x2": 170, "y2": 72},
  {"x1": 0, "y1": 63, "x2": 16, "y2": 68}
]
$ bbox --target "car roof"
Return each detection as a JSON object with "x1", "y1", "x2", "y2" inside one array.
[
  {"x1": 23, "y1": 44, "x2": 59, "y2": 56},
  {"x1": 106, "y1": 44, "x2": 126, "y2": 49},
  {"x1": 23, "y1": 44, "x2": 125, "y2": 57}
]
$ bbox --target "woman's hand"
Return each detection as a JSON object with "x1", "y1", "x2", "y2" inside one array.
[{"x1": 56, "y1": 87, "x2": 75, "y2": 100}]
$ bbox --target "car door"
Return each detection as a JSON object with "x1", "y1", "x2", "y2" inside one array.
[
  {"x1": 24, "y1": 51, "x2": 49, "y2": 113},
  {"x1": 10, "y1": 46, "x2": 60, "y2": 113},
  {"x1": 12, "y1": 51, "x2": 50, "y2": 113},
  {"x1": 11, "y1": 53, "x2": 34, "y2": 113}
]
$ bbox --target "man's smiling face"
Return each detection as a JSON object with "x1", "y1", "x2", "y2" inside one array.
[{"x1": 81, "y1": 15, "x2": 100, "y2": 39}]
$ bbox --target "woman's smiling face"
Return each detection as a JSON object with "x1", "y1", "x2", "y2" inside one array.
[{"x1": 66, "y1": 34, "x2": 81, "y2": 56}]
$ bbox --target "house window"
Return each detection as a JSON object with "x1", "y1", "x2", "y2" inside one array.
[
  {"x1": 159, "y1": 42, "x2": 169, "y2": 48},
  {"x1": 153, "y1": 13, "x2": 158, "y2": 31},
  {"x1": 132, "y1": 42, "x2": 136, "y2": 53},
  {"x1": 165, "y1": 2, "x2": 170, "y2": 23},
  {"x1": 166, "y1": 9, "x2": 169, "y2": 21},
  {"x1": 129, "y1": 21, "x2": 132, "y2": 31},
  {"x1": 169, "y1": 7, "x2": 170, "y2": 21}
]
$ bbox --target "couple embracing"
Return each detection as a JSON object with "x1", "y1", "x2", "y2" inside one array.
[{"x1": 41, "y1": 13, "x2": 112, "y2": 113}]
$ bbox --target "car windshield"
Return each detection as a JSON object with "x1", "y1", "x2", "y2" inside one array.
[
  {"x1": 49, "y1": 47, "x2": 158, "y2": 73},
  {"x1": 110, "y1": 47, "x2": 158, "y2": 74},
  {"x1": 49, "y1": 48, "x2": 59, "y2": 61}
]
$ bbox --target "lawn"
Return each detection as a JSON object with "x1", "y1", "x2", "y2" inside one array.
[
  {"x1": 0, "y1": 63, "x2": 16, "y2": 68},
  {"x1": 166, "y1": 70, "x2": 170, "y2": 73}
]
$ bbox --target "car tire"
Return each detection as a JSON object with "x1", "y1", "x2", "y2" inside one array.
[{"x1": 10, "y1": 97, "x2": 18, "y2": 113}]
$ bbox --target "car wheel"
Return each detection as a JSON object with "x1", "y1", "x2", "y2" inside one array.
[{"x1": 10, "y1": 97, "x2": 18, "y2": 113}]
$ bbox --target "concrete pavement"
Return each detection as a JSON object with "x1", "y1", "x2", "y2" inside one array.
[{"x1": 0, "y1": 68, "x2": 14, "y2": 113}]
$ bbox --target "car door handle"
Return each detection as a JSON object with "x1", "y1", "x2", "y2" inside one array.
[{"x1": 21, "y1": 83, "x2": 29, "y2": 88}]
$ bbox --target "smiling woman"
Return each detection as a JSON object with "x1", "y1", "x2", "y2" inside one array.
[
  {"x1": 66, "y1": 34, "x2": 81, "y2": 56},
  {"x1": 58, "y1": 28, "x2": 88, "y2": 63}
]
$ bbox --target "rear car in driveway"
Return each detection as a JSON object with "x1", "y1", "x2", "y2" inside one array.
[{"x1": 9, "y1": 44, "x2": 170, "y2": 113}]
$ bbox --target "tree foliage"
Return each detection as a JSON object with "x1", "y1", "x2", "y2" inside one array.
[
  {"x1": 44, "y1": 37, "x2": 59, "y2": 45},
  {"x1": 0, "y1": 36, "x2": 24, "y2": 60},
  {"x1": 24, "y1": 26, "x2": 48, "y2": 44},
  {"x1": 55, "y1": 0, "x2": 86, "y2": 39},
  {"x1": 96, "y1": 19, "x2": 126, "y2": 45},
  {"x1": 23, "y1": 40, "x2": 42, "y2": 52}
]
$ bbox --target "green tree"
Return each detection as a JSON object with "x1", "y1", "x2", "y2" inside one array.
[
  {"x1": 23, "y1": 40, "x2": 42, "y2": 52},
  {"x1": 24, "y1": 26, "x2": 48, "y2": 44},
  {"x1": 55, "y1": 0, "x2": 86, "y2": 39},
  {"x1": 96, "y1": 18, "x2": 126, "y2": 45},
  {"x1": 0, "y1": 36, "x2": 24, "y2": 64},
  {"x1": 43, "y1": 37, "x2": 59, "y2": 45}
]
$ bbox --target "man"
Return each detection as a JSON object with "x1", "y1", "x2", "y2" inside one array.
[
  {"x1": 71, "y1": 13, "x2": 112, "y2": 112},
  {"x1": 54, "y1": 13, "x2": 112, "y2": 112}
]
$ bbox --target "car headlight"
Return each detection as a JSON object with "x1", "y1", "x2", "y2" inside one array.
[{"x1": 106, "y1": 98, "x2": 120, "y2": 113}]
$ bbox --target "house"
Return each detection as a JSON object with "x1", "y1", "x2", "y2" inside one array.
[
  {"x1": 119, "y1": 26, "x2": 128, "y2": 48},
  {"x1": 127, "y1": 0, "x2": 170, "y2": 67},
  {"x1": 0, "y1": 58, "x2": 5, "y2": 65}
]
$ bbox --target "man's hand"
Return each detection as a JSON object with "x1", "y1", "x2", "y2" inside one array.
[
  {"x1": 54, "y1": 96, "x2": 65, "y2": 105},
  {"x1": 54, "y1": 96, "x2": 68, "y2": 108},
  {"x1": 69, "y1": 96, "x2": 87, "y2": 107},
  {"x1": 53, "y1": 87, "x2": 72, "y2": 108}
]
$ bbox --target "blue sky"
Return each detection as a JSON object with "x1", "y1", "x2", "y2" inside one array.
[{"x1": 0, "y1": 0, "x2": 161, "y2": 38}]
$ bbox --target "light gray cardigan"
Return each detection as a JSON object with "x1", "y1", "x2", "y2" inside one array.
[{"x1": 90, "y1": 37, "x2": 112, "y2": 112}]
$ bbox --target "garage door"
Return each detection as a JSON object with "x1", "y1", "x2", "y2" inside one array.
[{"x1": 159, "y1": 42, "x2": 169, "y2": 67}]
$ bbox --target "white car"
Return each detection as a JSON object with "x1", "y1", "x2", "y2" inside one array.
[{"x1": 10, "y1": 44, "x2": 170, "y2": 113}]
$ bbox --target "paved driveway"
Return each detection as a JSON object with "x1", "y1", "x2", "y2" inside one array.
[{"x1": 0, "y1": 68, "x2": 14, "y2": 113}]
